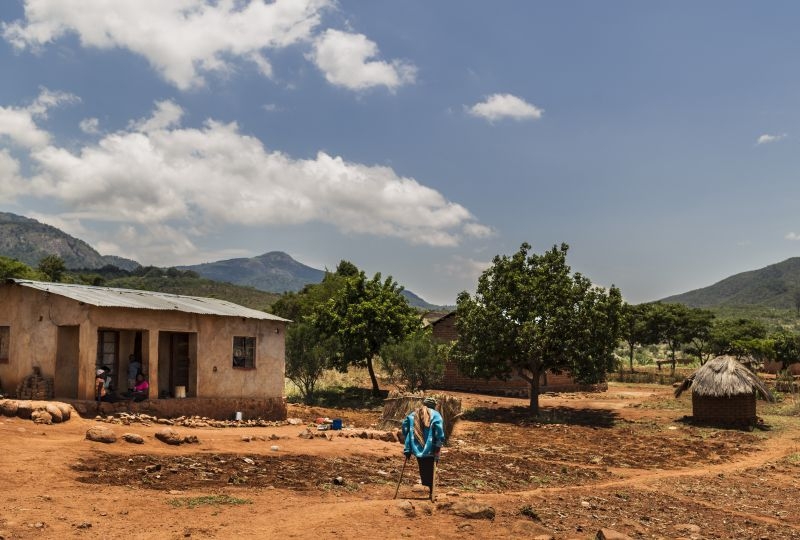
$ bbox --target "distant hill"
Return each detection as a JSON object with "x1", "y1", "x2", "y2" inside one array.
[
  {"x1": 1, "y1": 211, "x2": 443, "y2": 310},
  {"x1": 182, "y1": 251, "x2": 443, "y2": 310},
  {"x1": 181, "y1": 251, "x2": 325, "y2": 293},
  {"x1": 661, "y1": 257, "x2": 800, "y2": 309},
  {"x1": 105, "y1": 275, "x2": 280, "y2": 312},
  {"x1": 0, "y1": 212, "x2": 139, "y2": 271}
]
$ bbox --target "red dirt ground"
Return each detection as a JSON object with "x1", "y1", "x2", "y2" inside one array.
[{"x1": 1, "y1": 384, "x2": 799, "y2": 539}]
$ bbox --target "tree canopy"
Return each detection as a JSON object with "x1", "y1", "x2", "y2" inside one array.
[
  {"x1": 453, "y1": 242, "x2": 622, "y2": 414},
  {"x1": 314, "y1": 270, "x2": 420, "y2": 397}
]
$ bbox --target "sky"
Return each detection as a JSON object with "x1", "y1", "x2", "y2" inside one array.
[{"x1": 1, "y1": 1, "x2": 800, "y2": 306}]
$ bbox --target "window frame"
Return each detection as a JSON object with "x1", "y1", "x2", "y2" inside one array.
[
  {"x1": 232, "y1": 336, "x2": 256, "y2": 369},
  {"x1": 0, "y1": 326, "x2": 9, "y2": 364}
]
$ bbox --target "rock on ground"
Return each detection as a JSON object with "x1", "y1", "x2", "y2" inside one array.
[
  {"x1": 122, "y1": 433, "x2": 144, "y2": 444},
  {"x1": 31, "y1": 410, "x2": 52, "y2": 424},
  {"x1": 596, "y1": 528, "x2": 634, "y2": 540},
  {"x1": 86, "y1": 426, "x2": 117, "y2": 444},
  {"x1": 446, "y1": 502, "x2": 496, "y2": 520},
  {"x1": 155, "y1": 428, "x2": 183, "y2": 445}
]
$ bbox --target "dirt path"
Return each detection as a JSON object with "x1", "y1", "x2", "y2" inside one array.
[{"x1": 1, "y1": 384, "x2": 799, "y2": 539}]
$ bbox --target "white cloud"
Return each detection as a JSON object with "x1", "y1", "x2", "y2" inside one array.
[
  {"x1": 785, "y1": 232, "x2": 800, "y2": 241},
  {"x1": 79, "y1": 117, "x2": 100, "y2": 134},
  {"x1": 3, "y1": 0, "x2": 331, "y2": 90},
  {"x1": 130, "y1": 100, "x2": 185, "y2": 132},
  {"x1": 0, "y1": 88, "x2": 78, "y2": 148},
  {"x1": 756, "y1": 133, "x2": 787, "y2": 145},
  {"x1": 467, "y1": 93, "x2": 543, "y2": 122},
  {"x1": 310, "y1": 29, "x2": 416, "y2": 90},
  {"x1": 437, "y1": 255, "x2": 492, "y2": 281},
  {"x1": 10, "y1": 101, "x2": 486, "y2": 252},
  {"x1": 0, "y1": 150, "x2": 27, "y2": 201}
]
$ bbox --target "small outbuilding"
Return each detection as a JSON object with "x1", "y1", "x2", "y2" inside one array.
[{"x1": 675, "y1": 355, "x2": 774, "y2": 426}]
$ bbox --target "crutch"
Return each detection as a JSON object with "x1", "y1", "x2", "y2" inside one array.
[
  {"x1": 393, "y1": 455, "x2": 410, "y2": 499},
  {"x1": 429, "y1": 457, "x2": 438, "y2": 502}
]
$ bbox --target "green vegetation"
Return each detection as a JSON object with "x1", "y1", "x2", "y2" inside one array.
[
  {"x1": 284, "y1": 321, "x2": 339, "y2": 404},
  {"x1": 453, "y1": 242, "x2": 623, "y2": 414},
  {"x1": 662, "y1": 256, "x2": 800, "y2": 311},
  {"x1": 380, "y1": 330, "x2": 448, "y2": 392},
  {"x1": 315, "y1": 268, "x2": 420, "y2": 397},
  {"x1": 168, "y1": 494, "x2": 252, "y2": 508}
]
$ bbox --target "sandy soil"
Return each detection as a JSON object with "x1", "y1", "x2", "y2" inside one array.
[{"x1": 1, "y1": 384, "x2": 799, "y2": 539}]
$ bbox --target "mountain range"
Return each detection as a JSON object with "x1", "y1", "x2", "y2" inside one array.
[
  {"x1": 0, "y1": 212, "x2": 139, "y2": 271},
  {"x1": 0, "y1": 212, "x2": 440, "y2": 309},
  {"x1": 661, "y1": 257, "x2": 800, "y2": 309}
]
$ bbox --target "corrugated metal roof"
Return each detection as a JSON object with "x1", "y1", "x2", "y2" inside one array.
[{"x1": 9, "y1": 279, "x2": 289, "y2": 322}]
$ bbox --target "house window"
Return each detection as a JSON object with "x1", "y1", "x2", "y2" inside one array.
[
  {"x1": 232, "y1": 336, "x2": 256, "y2": 369},
  {"x1": 0, "y1": 326, "x2": 9, "y2": 364}
]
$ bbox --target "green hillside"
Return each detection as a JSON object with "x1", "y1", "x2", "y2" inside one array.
[
  {"x1": 0, "y1": 212, "x2": 139, "y2": 270},
  {"x1": 104, "y1": 276, "x2": 281, "y2": 312},
  {"x1": 661, "y1": 257, "x2": 800, "y2": 309}
]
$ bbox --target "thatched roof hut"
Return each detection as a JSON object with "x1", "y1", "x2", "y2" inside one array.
[{"x1": 675, "y1": 355, "x2": 774, "y2": 426}]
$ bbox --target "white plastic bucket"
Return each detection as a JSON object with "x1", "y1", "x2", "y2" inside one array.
[
  {"x1": 234, "y1": 411, "x2": 243, "y2": 421},
  {"x1": 175, "y1": 385, "x2": 186, "y2": 399}
]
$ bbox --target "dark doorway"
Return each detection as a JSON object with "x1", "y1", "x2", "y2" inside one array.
[
  {"x1": 170, "y1": 333, "x2": 190, "y2": 392},
  {"x1": 55, "y1": 326, "x2": 79, "y2": 398}
]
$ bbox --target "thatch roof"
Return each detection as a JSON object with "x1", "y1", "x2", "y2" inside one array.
[{"x1": 674, "y1": 355, "x2": 774, "y2": 402}]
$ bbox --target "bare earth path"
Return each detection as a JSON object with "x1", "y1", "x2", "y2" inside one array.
[{"x1": 1, "y1": 384, "x2": 798, "y2": 539}]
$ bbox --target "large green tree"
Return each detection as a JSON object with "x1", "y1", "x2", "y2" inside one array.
[
  {"x1": 453, "y1": 243, "x2": 623, "y2": 414},
  {"x1": 645, "y1": 303, "x2": 713, "y2": 372},
  {"x1": 315, "y1": 270, "x2": 420, "y2": 397},
  {"x1": 285, "y1": 322, "x2": 339, "y2": 404},
  {"x1": 621, "y1": 303, "x2": 653, "y2": 373},
  {"x1": 38, "y1": 255, "x2": 67, "y2": 282},
  {"x1": 380, "y1": 329, "x2": 447, "y2": 392}
]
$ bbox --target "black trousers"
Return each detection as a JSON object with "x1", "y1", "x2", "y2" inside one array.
[{"x1": 416, "y1": 456, "x2": 435, "y2": 489}]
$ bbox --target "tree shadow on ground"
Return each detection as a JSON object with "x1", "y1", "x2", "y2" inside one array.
[
  {"x1": 461, "y1": 405, "x2": 618, "y2": 428},
  {"x1": 287, "y1": 386, "x2": 388, "y2": 409}
]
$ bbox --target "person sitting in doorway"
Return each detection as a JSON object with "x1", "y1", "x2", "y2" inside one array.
[
  {"x1": 127, "y1": 355, "x2": 142, "y2": 392},
  {"x1": 95, "y1": 369, "x2": 117, "y2": 403},
  {"x1": 129, "y1": 373, "x2": 149, "y2": 402}
]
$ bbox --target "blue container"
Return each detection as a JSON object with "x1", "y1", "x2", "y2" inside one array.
[{"x1": 331, "y1": 418, "x2": 343, "y2": 430}]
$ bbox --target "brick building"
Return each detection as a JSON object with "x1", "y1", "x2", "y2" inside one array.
[{"x1": 430, "y1": 312, "x2": 605, "y2": 397}]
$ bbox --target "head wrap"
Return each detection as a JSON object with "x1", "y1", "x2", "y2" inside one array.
[
  {"x1": 422, "y1": 396, "x2": 437, "y2": 408},
  {"x1": 96, "y1": 369, "x2": 104, "y2": 376}
]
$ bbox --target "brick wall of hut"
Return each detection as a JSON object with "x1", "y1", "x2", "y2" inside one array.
[
  {"x1": 431, "y1": 312, "x2": 606, "y2": 396},
  {"x1": 691, "y1": 393, "x2": 757, "y2": 424}
]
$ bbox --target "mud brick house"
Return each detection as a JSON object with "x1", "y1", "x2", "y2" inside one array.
[
  {"x1": 430, "y1": 312, "x2": 604, "y2": 396},
  {"x1": 0, "y1": 279, "x2": 288, "y2": 419}
]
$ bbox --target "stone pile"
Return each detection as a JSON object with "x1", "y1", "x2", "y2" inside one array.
[
  {"x1": 92, "y1": 411, "x2": 286, "y2": 429},
  {"x1": 16, "y1": 368, "x2": 54, "y2": 400},
  {"x1": 0, "y1": 399, "x2": 73, "y2": 424}
]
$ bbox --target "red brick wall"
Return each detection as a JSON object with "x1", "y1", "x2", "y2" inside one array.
[
  {"x1": 692, "y1": 393, "x2": 756, "y2": 424},
  {"x1": 431, "y1": 312, "x2": 604, "y2": 396}
]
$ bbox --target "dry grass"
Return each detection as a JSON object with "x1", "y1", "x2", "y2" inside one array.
[{"x1": 378, "y1": 392, "x2": 462, "y2": 441}]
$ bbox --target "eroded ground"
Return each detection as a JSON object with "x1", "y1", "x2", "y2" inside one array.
[{"x1": 1, "y1": 384, "x2": 799, "y2": 539}]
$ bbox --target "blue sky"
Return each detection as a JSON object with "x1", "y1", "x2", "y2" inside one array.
[{"x1": 1, "y1": 1, "x2": 799, "y2": 305}]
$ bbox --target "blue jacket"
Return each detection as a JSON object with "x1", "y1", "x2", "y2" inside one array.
[{"x1": 402, "y1": 408, "x2": 445, "y2": 458}]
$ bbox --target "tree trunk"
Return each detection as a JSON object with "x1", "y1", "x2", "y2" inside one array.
[
  {"x1": 529, "y1": 372, "x2": 540, "y2": 415},
  {"x1": 366, "y1": 356, "x2": 381, "y2": 397},
  {"x1": 629, "y1": 343, "x2": 635, "y2": 373}
]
